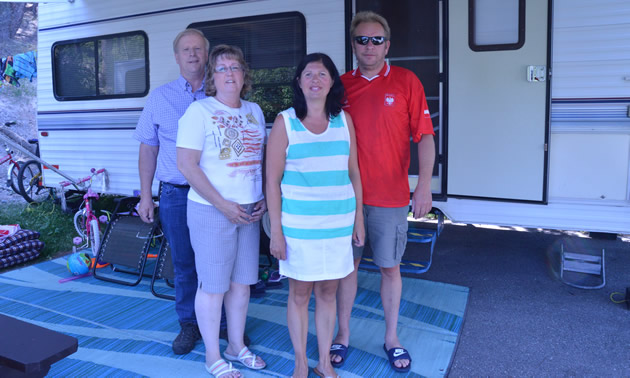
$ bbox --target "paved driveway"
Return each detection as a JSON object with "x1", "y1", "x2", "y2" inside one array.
[{"x1": 402, "y1": 222, "x2": 630, "y2": 376}]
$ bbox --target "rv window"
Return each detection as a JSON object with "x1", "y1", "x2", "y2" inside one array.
[
  {"x1": 52, "y1": 31, "x2": 149, "y2": 100},
  {"x1": 190, "y1": 12, "x2": 306, "y2": 123},
  {"x1": 469, "y1": 0, "x2": 525, "y2": 52}
]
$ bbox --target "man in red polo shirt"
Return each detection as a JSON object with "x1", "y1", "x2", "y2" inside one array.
[{"x1": 329, "y1": 11, "x2": 435, "y2": 373}]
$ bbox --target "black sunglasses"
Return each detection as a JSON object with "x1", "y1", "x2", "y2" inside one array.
[{"x1": 354, "y1": 36, "x2": 387, "y2": 46}]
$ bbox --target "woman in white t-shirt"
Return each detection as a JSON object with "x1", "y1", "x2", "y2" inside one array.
[{"x1": 177, "y1": 44, "x2": 266, "y2": 378}]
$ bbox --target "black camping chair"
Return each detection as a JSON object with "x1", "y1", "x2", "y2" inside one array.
[
  {"x1": 150, "y1": 236, "x2": 175, "y2": 300},
  {"x1": 92, "y1": 197, "x2": 158, "y2": 286}
]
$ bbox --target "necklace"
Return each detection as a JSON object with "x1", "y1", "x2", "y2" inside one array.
[{"x1": 215, "y1": 95, "x2": 241, "y2": 109}]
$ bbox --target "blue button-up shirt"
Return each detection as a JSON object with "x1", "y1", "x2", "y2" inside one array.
[{"x1": 133, "y1": 76, "x2": 206, "y2": 185}]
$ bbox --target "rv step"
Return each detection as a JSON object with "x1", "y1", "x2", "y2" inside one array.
[{"x1": 560, "y1": 244, "x2": 605, "y2": 290}]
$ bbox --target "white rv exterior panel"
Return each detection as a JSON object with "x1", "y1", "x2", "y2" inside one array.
[
  {"x1": 37, "y1": 129, "x2": 145, "y2": 195},
  {"x1": 552, "y1": 0, "x2": 630, "y2": 100},
  {"x1": 39, "y1": 0, "x2": 251, "y2": 29},
  {"x1": 549, "y1": 133, "x2": 629, "y2": 202},
  {"x1": 544, "y1": 0, "x2": 630, "y2": 212}
]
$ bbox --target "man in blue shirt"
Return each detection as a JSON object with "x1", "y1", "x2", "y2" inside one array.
[{"x1": 133, "y1": 29, "x2": 208, "y2": 355}]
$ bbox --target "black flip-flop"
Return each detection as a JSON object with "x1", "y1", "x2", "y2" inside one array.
[
  {"x1": 383, "y1": 344, "x2": 412, "y2": 373},
  {"x1": 329, "y1": 343, "x2": 348, "y2": 368}
]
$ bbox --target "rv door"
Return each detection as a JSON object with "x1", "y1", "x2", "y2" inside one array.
[{"x1": 447, "y1": 0, "x2": 551, "y2": 202}]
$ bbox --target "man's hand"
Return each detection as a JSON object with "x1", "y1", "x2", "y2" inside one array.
[
  {"x1": 413, "y1": 134, "x2": 435, "y2": 219},
  {"x1": 411, "y1": 187, "x2": 432, "y2": 219},
  {"x1": 137, "y1": 143, "x2": 158, "y2": 223},
  {"x1": 137, "y1": 196, "x2": 157, "y2": 223}
]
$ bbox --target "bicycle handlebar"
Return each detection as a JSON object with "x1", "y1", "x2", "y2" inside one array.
[{"x1": 59, "y1": 168, "x2": 107, "y2": 188}]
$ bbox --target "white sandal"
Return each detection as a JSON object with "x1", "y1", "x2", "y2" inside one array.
[
  {"x1": 224, "y1": 346, "x2": 266, "y2": 370},
  {"x1": 206, "y1": 359, "x2": 241, "y2": 377}
]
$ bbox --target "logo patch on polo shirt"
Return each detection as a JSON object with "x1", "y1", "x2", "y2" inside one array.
[
  {"x1": 424, "y1": 109, "x2": 431, "y2": 118},
  {"x1": 384, "y1": 93, "x2": 395, "y2": 107}
]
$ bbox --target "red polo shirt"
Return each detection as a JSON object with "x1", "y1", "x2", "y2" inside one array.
[{"x1": 341, "y1": 63, "x2": 434, "y2": 207}]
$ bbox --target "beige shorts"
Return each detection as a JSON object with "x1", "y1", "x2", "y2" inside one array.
[{"x1": 352, "y1": 205, "x2": 408, "y2": 268}]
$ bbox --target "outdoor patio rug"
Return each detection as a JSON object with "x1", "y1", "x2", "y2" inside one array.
[{"x1": 0, "y1": 257, "x2": 469, "y2": 377}]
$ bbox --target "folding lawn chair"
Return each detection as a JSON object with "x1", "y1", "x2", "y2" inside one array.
[
  {"x1": 92, "y1": 197, "x2": 158, "y2": 286},
  {"x1": 150, "y1": 237, "x2": 175, "y2": 300}
]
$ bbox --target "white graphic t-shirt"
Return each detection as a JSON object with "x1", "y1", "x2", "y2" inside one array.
[{"x1": 177, "y1": 97, "x2": 266, "y2": 206}]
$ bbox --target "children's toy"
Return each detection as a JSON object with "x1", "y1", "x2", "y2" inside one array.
[{"x1": 66, "y1": 252, "x2": 91, "y2": 276}]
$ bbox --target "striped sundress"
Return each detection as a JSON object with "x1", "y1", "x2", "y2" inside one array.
[{"x1": 278, "y1": 108, "x2": 356, "y2": 282}]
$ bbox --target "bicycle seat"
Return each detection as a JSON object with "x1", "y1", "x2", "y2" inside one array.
[{"x1": 27, "y1": 139, "x2": 38, "y2": 144}]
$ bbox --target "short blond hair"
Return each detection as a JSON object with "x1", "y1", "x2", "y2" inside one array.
[
  {"x1": 205, "y1": 44, "x2": 252, "y2": 98},
  {"x1": 350, "y1": 11, "x2": 391, "y2": 40},
  {"x1": 172, "y1": 29, "x2": 210, "y2": 53}
]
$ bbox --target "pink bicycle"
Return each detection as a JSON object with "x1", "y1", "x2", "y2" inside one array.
[
  {"x1": 0, "y1": 121, "x2": 26, "y2": 195},
  {"x1": 60, "y1": 168, "x2": 109, "y2": 256}
]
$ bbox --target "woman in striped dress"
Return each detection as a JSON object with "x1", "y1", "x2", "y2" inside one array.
[{"x1": 266, "y1": 53, "x2": 364, "y2": 378}]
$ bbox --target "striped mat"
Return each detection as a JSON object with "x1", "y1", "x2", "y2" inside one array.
[{"x1": 0, "y1": 257, "x2": 468, "y2": 377}]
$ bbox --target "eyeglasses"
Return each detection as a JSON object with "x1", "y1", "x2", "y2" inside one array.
[
  {"x1": 214, "y1": 65, "x2": 243, "y2": 73},
  {"x1": 353, "y1": 36, "x2": 387, "y2": 46}
]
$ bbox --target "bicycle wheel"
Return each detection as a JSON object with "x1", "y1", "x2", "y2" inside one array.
[
  {"x1": 8, "y1": 162, "x2": 20, "y2": 194},
  {"x1": 18, "y1": 160, "x2": 52, "y2": 203},
  {"x1": 73, "y1": 209, "x2": 87, "y2": 238},
  {"x1": 89, "y1": 218, "x2": 101, "y2": 257}
]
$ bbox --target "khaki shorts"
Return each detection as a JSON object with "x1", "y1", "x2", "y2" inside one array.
[{"x1": 352, "y1": 205, "x2": 408, "y2": 268}]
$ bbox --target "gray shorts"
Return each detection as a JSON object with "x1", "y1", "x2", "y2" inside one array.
[
  {"x1": 353, "y1": 205, "x2": 408, "y2": 268},
  {"x1": 187, "y1": 200, "x2": 260, "y2": 294}
]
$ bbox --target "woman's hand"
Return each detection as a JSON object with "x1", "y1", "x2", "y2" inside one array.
[
  {"x1": 270, "y1": 232, "x2": 287, "y2": 260},
  {"x1": 250, "y1": 199, "x2": 267, "y2": 222},
  {"x1": 217, "y1": 200, "x2": 253, "y2": 224},
  {"x1": 353, "y1": 216, "x2": 365, "y2": 247}
]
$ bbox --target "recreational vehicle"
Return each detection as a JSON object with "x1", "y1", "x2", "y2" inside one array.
[{"x1": 36, "y1": 0, "x2": 630, "y2": 234}]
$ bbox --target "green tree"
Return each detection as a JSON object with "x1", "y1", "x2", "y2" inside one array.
[{"x1": 248, "y1": 67, "x2": 294, "y2": 123}]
